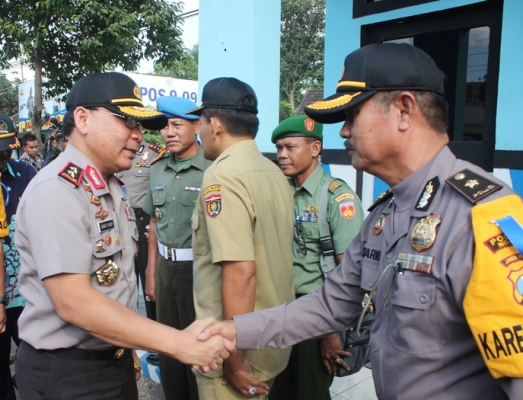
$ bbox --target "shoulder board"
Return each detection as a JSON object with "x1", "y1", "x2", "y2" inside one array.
[
  {"x1": 148, "y1": 143, "x2": 163, "y2": 154},
  {"x1": 150, "y1": 148, "x2": 168, "y2": 166},
  {"x1": 58, "y1": 162, "x2": 84, "y2": 187},
  {"x1": 328, "y1": 180, "x2": 342, "y2": 193},
  {"x1": 446, "y1": 169, "x2": 502, "y2": 204},
  {"x1": 367, "y1": 189, "x2": 393, "y2": 212}
]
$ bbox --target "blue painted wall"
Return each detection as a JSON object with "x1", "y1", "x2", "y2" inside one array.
[
  {"x1": 323, "y1": 0, "x2": 523, "y2": 152},
  {"x1": 198, "y1": 0, "x2": 281, "y2": 153}
]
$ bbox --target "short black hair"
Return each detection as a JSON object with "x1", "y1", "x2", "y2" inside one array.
[
  {"x1": 201, "y1": 107, "x2": 259, "y2": 139},
  {"x1": 22, "y1": 133, "x2": 38, "y2": 146},
  {"x1": 62, "y1": 110, "x2": 76, "y2": 138}
]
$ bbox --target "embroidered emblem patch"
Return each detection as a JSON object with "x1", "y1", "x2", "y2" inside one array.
[
  {"x1": 203, "y1": 184, "x2": 221, "y2": 195},
  {"x1": 85, "y1": 165, "x2": 105, "y2": 190},
  {"x1": 411, "y1": 214, "x2": 441, "y2": 252},
  {"x1": 205, "y1": 194, "x2": 222, "y2": 218},
  {"x1": 335, "y1": 193, "x2": 354, "y2": 203},
  {"x1": 484, "y1": 233, "x2": 512, "y2": 253},
  {"x1": 501, "y1": 253, "x2": 523, "y2": 267},
  {"x1": 59, "y1": 162, "x2": 84, "y2": 187},
  {"x1": 507, "y1": 267, "x2": 523, "y2": 305},
  {"x1": 304, "y1": 118, "x2": 315, "y2": 132},
  {"x1": 339, "y1": 201, "x2": 355, "y2": 220}
]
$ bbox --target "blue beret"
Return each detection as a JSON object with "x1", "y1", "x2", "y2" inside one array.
[{"x1": 157, "y1": 96, "x2": 200, "y2": 121}]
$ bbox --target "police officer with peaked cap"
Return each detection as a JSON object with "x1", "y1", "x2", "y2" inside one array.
[
  {"x1": 13, "y1": 72, "x2": 234, "y2": 399},
  {"x1": 143, "y1": 95, "x2": 211, "y2": 400},
  {"x1": 270, "y1": 115, "x2": 363, "y2": 400},
  {"x1": 198, "y1": 43, "x2": 523, "y2": 399}
]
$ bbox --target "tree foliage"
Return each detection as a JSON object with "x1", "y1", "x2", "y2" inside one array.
[
  {"x1": 280, "y1": 0, "x2": 325, "y2": 115},
  {"x1": 0, "y1": 0, "x2": 186, "y2": 139},
  {"x1": 154, "y1": 44, "x2": 198, "y2": 81},
  {"x1": 0, "y1": 75, "x2": 20, "y2": 117}
]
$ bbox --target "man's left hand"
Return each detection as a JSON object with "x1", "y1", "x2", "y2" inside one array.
[{"x1": 320, "y1": 333, "x2": 351, "y2": 375}]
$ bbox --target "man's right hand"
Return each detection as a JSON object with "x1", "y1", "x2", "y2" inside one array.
[
  {"x1": 197, "y1": 319, "x2": 237, "y2": 343},
  {"x1": 178, "y1": 318, "x2": 236, "y2": 372}
]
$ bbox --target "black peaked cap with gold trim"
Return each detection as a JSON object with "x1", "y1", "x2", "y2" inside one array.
[
  {"x1": 66, "y1": 72, "x2": 167, "y2": 130},
  {"x1": 305, "y1": 43, "x2": 445, "y2": 124},
  {"x1": 0, "y1": 111, "x2": 21, "y2": 152}
]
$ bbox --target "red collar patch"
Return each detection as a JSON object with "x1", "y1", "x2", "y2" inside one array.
[{"x1": 85, "y1": 165, "x2": 106, "y2": 190}]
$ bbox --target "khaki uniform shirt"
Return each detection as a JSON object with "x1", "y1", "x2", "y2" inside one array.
[
  {"x1": 116, "y1": 140, "x2": 161, "y2": 209},
  {"x1": 192, "y1": 140, "x2": 295, "y2": 379},
  {"x1": 233, "y1": 146, "x2": 522, "y2": 399},
  {"x1": 292, "y1": 164, "x2": 363, "y2": 294},
  {"x1": 143, "y1": 145, "x2": 210, "y2": 248},
  {"x1": 16, "y1": 144, "x2": 138, "y2": 350}
]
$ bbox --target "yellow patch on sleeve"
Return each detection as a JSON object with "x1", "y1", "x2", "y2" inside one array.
[
  {"x1": 335, "y1": 193, "x2": 354, "y2": 203},
  {"x1": 203, "y1": 184, "x2": 221, "y2": 195},
  {"x1": 464, "y1": 194, "x2": 523, "y2": 378}
]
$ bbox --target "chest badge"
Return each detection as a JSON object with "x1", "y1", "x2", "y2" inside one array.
[
  {"x1": 374, "y1": 214, "x2": 386, "y2": 235},
  {"x1": 411, "y1": 214, "x2": 441, "y2": 252},
  {"x1": 95, "y1": 260, "x2": 120, "y2": 286}
]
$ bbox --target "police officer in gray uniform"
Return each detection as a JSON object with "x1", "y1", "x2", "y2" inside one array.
[
  {"x1": 13, "y1": 72, "x2": 234, "y2": 400},
  {"x1": 198, "y1": 43, "x2": 522, "y2": 399},
  {"x1": 116, "y1": 139, "x2": 162, "y2": 320}
]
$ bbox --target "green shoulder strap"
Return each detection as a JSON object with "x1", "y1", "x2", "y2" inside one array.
[{"x1": 318, "y1": 177, "x2": 337, "y2": 277}]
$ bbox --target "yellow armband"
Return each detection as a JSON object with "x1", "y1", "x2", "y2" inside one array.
[{"x1": 464, "y1": 194, "x2": 523, "y2": 378}]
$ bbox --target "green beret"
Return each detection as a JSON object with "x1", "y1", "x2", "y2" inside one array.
[{"x1": 271, "y1": 115, "x2": 323, "y2": 144}]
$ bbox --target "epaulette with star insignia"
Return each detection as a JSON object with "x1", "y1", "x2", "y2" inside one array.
[
  {"x1": 150, "y1": 148, "x2": 168, "y2": 166},
  {"x1": 446, "y1": 169, "x2": 502, "y2": 204},
  {"x1": 328, "y1": 180, "x2": 342, "y2": 193},
  {"x1": 58, "y1": 162, "x2": 84, "y2": 187},
  {"x1": 367, "y1": 189, "x2": 393, "y2": 212},
  {"x1": 148, "y1": 143, "x2": 163, "y2": 154}
]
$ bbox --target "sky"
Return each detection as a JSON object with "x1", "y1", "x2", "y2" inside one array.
[
  {"x1": 2, "y1": 0, "x2": 200, "y2": 80},
  {"x1": 137, "y1": 0, "x2": 200, "y2": 74}
]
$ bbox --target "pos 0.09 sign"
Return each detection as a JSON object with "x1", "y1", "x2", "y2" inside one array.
[{"x1": 125, "y1": 72, "x2": 198, "y2": 107}]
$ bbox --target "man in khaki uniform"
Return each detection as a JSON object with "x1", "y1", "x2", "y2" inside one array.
[
  {"x1": 187, "y1": 77, "x2": 295, "y2": 399},
  {"x1": 144, "y1": 96, "x2": 211, "y2": 400},
  {"x1": 13, "y1": 72, "x2": 234, "y2": 400}
]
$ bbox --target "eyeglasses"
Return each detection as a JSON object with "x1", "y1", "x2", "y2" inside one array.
[
  {"x1": 91, "y1": 108, "x2": 144, "y2": 130},
  {"x1": 295, "y1": 221, "x2": 307, "y2": 256}
]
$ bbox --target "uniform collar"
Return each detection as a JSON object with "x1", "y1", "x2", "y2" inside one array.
[
  {"x1": 292, "y1": 163, "x2": 324, "y2": 196},
  {"x1": 61, "y1": 144, "x2": 113, "y2": 196},
  {"x1": 166, "y1": 143, "x2": 207, "y2": 172},
  {"x1": 214, "y1": 139, "x2": 257, "y2": 164},
  {"x1": 2, "y1": 161, "x2": 15, "y2": 178},
  {"x1": 390, "y1": 146, "x2": 456, "y2": 215}
]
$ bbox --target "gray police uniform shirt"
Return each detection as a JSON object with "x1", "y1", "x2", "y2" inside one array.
[
  {"x1": 16, "y1": 144, "x2": 138, "y2": 350},
  {"x1": 233, "y1": 146, "x2": 522, "y2": 399},
  {"x1": 115, "y1": 140, "x2": 161, "y2": 209}
]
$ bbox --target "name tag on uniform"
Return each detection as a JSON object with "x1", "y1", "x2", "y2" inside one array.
[
  {"x1": 98, "y1": 219, "x2": 115, "y2": 233},
  {"x1": 154, "y1": 184, "x2": 164, "y2": 191}
]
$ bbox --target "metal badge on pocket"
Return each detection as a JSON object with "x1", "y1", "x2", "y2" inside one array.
[{"x1": 95, "y1": 260, "x2": 120, "y2": 286}]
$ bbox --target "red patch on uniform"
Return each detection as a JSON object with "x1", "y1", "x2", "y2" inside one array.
[
  {"x1": 339, "y1": 201, "x2": 355, "y2": 220},
  {"x1": 85, "y1": 165, "x2": 105, "y2": 190},
  {"x1": 304, "y1": 118, "x2": 315, "y2": 132},
  {"x1": 205, "y1": 194, "x2": 222, "y2": 218}
]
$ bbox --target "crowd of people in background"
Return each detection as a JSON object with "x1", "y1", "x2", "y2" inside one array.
[{"x1": 1, "y1": 42, "x2": 521, "y2": 400}]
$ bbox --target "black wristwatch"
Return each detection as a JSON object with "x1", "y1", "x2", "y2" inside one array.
[{"x1": 0, "y1": 296, "x2": 7, "y2": 306}]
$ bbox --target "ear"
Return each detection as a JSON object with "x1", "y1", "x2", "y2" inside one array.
[
  {"x1": 192, "y1": 119, "x2": 201, "y2": 134},
  {"x1": 209, "y1": 116, "x2": 223, "y2": 138},
  {"x1": 395, "y1": 92, "x2": 416, "y2": 132},
  {"x1": 73, "y1": 107, "x2": 90, "y2": 136},
  {"x1": 311, "y1": 140, "x2": 322, "y2": 157}
]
